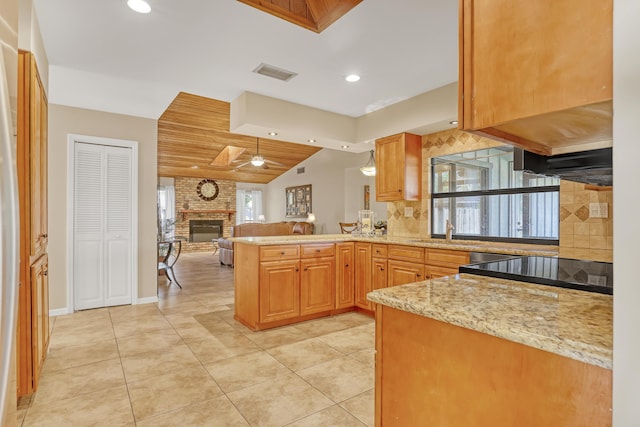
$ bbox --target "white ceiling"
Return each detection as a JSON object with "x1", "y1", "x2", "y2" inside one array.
[{"x1": 33, "y1": 0, "x2": 458, "y2": 144}]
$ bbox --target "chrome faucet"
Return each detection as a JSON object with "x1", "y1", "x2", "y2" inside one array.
[{"x1": 445, "y1": 220, "x2": 454, "y2": 241}]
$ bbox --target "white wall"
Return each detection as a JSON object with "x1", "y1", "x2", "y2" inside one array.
[
  {"x1": 344, "y1": 167, "x2": 386, "y2": 224},
  {"x1": 18, "y1": 0, "x2": 48, "y2": 91},
  {"x1": 265, "y1": 149, "x2": 382, "y2": 234},
  {"x1": 48, "y1": 104, "x2": 158, "y2": 311},
  {"x1": 613, "y1": 0, "x2": 640, "y2": 424}
]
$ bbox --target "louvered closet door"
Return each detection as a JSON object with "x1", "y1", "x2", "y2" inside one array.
[{"x1": 74, "y1": 142, "x2": 132, "y2": 310}]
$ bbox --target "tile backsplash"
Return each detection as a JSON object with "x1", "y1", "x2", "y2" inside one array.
[
  {"x1": 387, "y1": 129, "x2": 502, "y2": 238},
  {"x1": 384, "y1": 128, "x2": 613, "y2": 262},
  {"x1": 558, "y1": 180, "x2": 613, "y2": 262}
]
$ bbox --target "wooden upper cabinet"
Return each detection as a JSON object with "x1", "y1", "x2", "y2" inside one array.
[
  {"x1": 375, "y1": 133, "x2": 422, "y2": 201},
  {"x1": 459, "y1": 0, "x2": 613, "y2": 155}
]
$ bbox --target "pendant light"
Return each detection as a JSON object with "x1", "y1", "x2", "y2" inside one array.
[
  {"x1": 251, "y1": 138, "x2": 265, "y2": 167},
  {"x1": 360, "y1": 150, "x2": 376, "y2": 176}
]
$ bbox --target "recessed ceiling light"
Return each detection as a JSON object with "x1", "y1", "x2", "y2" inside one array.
[
  {"x1": 190, "y1": 165, "x2": 199, "y2": 169},
  {"x1": 127, "y1": 0, "x2": 151, "y2": 13},
  {"x1": 345, "y1": 74, "x2": 360, "y2": 83},
  {"x1": 341, "y1": 145, "x2": 350, "y2": 149},
  {"x1": 308, "y1": 139, "x2": 316, "y2": 143},
  {"x1": 268, "y1": 131, "x2": 278, "y2": 136},
  {"x1": 449, "y1": 120, "x2": 459, "y2": 125}
]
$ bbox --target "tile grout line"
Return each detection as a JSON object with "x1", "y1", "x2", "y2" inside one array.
[{"x1": 108, "y1": 308, "x2": 138, "y2": 426}]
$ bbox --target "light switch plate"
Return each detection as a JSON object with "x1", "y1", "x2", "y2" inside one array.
[
  {"x1": 404, "y1": 207, "x2": 414, "y2": 217},
  {"x1": 589, "y1": 203, "x2": 608, "y2": 218}
]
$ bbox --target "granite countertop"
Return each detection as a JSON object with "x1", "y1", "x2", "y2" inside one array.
[
  {"x1": 230, "y1": 234, "x2": 558, "y2": 257},
  {"x1": 367, "y1": 274, "x2": 613, "y2": 369}
]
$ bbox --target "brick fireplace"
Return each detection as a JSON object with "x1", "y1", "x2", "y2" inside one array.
[{"x1": 173, "y1": 177, "x2": 236, "y2": 253}]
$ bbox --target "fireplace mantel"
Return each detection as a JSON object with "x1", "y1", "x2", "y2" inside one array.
[{"x1": 179, "y1": 209, "x2": 236, "y2": 221}]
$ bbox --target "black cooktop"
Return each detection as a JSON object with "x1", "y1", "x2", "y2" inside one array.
[{"x1": 459, "y1": 256, "x2": 613, "y2": 295}]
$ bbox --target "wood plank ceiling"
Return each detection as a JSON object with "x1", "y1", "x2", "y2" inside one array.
[
  {"x1": 237, "y1": 0, "x2": 363, "y2": 33},
  {"x1": 157, "y1": 92, "x2": 322, "y2": 184}
]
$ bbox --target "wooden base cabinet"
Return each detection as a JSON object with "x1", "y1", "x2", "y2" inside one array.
[
  {"x1": 375, "y1": 305, "x2": 612, "y2": 426},
  {"x1": 17, "y1": 50, "x2": 49, "y2": 397},
  {"x1": 354, "y1": 243, "x2": 372, "y2": 310},
  {"x1": 30, "y1": 255, "x2": 49, "y2": 390},
  {"x1": 235, "y1": 243, "x2": 336, "y2": 330},
  {"x1": 425, "y1": 248, "x2": 469, "y2": 279},
  {"x1": 387, "y1": 260, "x2": 424, "y2": 287},
  {"x1": 335, "y1": 243, "x2": 355, "y2": 309},
  {"x1": 300, "y1": 257, "x2": 335, "y2": 315},
  {"x1": 259, "y1": 260, "x2": 300, "y2": 324}
]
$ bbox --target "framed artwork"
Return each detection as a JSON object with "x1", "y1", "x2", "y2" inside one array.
[{"x1": 285, "y1": 184, "x2": 312, "y2": 218}]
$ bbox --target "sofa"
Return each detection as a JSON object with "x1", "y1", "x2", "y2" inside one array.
[{"x1": 217, "y1": 221, "x2": 314, "y2": 266}]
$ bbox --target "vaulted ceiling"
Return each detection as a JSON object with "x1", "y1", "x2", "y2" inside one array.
[
  {"x1": 158, "y1": 92, "x2": 322, "y2": 184},
  {"x1": 238, "y1": 0, "x2": 363, "y2": 33}
]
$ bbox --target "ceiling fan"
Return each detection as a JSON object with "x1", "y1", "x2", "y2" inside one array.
[{"x1": 232, "y1": 138, "x2": 285, "y2": 171}]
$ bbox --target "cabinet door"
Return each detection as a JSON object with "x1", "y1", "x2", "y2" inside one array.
[
  {"x1": 426, "y1": 265, "x2": 459, "y2": 280},
  {"x1": 335, "y1": 242, "x2": 355, "y2": 309},
  {"x1": 300, "y1": 257, "x2": 335, "y2": 316},
  {"x1": 259, "y1": 260, "x2": 300, "y2": 323},
  {"x1": 354, "y1": 242, "x2": 372, "y2": 310},
  {"x1": 30, "y1": 254, "x2": 49, "y2": 391},
  {"x1": 28, "y1": 57, "x2": 48, "y2": 258},
  {"x1": 460, "y1": 0, "x2": 612, "y2": 153},
  {"x1": 375, "y1": 133, "x2": 422, "y2": 201},
  {"x1": 388, "y1": 260, "x2": 424, "y2": 287},
  {"x1": 376, "y1": 134, "x2": 403, "y2": 200},
  {"x1": 372, "y1": 258, "x2": 388, "y2": 291}
]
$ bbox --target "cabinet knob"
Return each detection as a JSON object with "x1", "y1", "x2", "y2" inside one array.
[
  {"x1": 379, "y1": 267, "x2": 385, "y2": 271},
  {"x1": 295, "y1": 268, "x2": 299, "y2": 272},
  {"x1": 398, "y1": 189, "x2": 402, "y2": 192},
  {"x1": 416, "y1": 274, "x2": 421, "y2": 278},
  {"x1": 304, "y1": 267, "x2": 308, "y2": 271},
  {"x1": 345, "y1": 264, "x2": 349, "y2": 268},
  {"x1": 280, "y1": 251, "x2": 285, "y2": 255},
  {"x1": 43, "y1": 270, "x2": 48, "y2": 276},
  {"x1": 316, "y1": 249, "x2": 320, "y2": 252}
]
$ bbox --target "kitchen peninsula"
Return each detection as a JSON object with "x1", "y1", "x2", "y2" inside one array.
[
  {"x1": 232, "y1": 234, "x2": 556, "y2": 331},
  {"x1": 367, "y1": 275, "x2": 612, "y2": 427}
]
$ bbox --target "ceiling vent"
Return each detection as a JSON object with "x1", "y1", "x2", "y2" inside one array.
[{"x1": 253, "y1": 63, "x2": 298, "y2": 82}]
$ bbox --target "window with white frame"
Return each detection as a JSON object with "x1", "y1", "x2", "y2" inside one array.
[
  {"x1": 236, "y1": 189, "x2": 264, "y2": 224},
  {"x1": 431, "y1": 147, "x2": 560, "y2": 244}
]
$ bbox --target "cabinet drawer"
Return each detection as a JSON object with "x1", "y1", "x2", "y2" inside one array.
[
  {"x1": 426, "y1": 249, "x2": 469, "y2": 268},
  {"x1": 426, "y1": 265, "x2": 459, "y2": 280},
  {"x1": 388, "y1": 245, "x2": 424, "y2": 262},
  {"x1": 372, "y1": 244, "x2": 388, "y2": 258},
  {"x1": 301, "y1": 243, "x2": 335, "y2": 258},
  {"x1": 260, "y1": 245, "x2": 300, "y2": 261}
]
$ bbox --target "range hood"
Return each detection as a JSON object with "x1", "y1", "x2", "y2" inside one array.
[{"x1": 513, "y1": 147, "x2": 612, "y2": 186}]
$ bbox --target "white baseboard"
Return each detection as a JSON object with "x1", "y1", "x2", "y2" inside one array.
[
  {"x1": 49, "y1": 308, "x2": 71, "y2": 317},
  {"x1": 136, "y1": 296, "x2": 158, "y2": 305}
]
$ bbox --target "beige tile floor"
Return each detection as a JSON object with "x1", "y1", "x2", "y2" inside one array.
[{"x1": 17, "y1": 252, "x2": 375, "y2": 426}]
